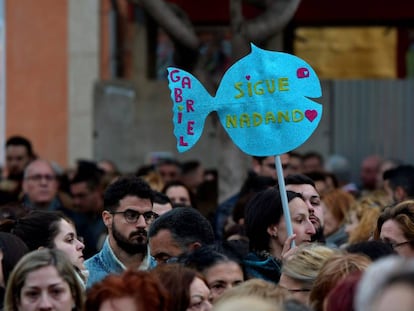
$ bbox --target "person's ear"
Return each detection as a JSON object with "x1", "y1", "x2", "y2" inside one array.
[
  {"x1": 102, "y1": 210, "x2": 112, "y2": 228},
  {"x1": 187, "y1": 241, "x2": 202, "y2": 251},
  {"x1": 251, "y1": 158, "x2": 262, "y2": 174},
  {"x1": 267, "y1": 224, "x2": 278, "y2": 238}
]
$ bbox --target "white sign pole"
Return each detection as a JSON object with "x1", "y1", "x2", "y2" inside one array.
[{"x1": 275, "y1": 155, "x2": 295, "y2": 248}]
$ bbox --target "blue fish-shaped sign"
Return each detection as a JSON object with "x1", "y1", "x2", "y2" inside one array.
[{"x1": 167, "y1": 44, "x2": 322, "y2": 156}]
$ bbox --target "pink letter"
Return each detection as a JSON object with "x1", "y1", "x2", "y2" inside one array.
[
  {"x1": 179, "y1": 136, "x2": 188, "y2": 146},
  {"x1": 169, "y1": 69, "x2": 180, "y2": 82},
  {"x1": 174, "y1": 88, "x2": 183, "y2": 103},
  {"x1": 187, "y1": 121, "x2": 195, "y2": 135},
  {"x1": 186, "y1": 99, "x2": 194, "y2": 112},
  {"x1": 182, "y1": 77, "x2": 192, "y2": 88}
]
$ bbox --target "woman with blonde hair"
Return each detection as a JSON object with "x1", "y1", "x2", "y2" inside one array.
[
  {"x1": 345, "y1": 195, "x2": 386, "y2": 244},
  {"x1": 214, "y1": 278, "x2": 287, "y2": 310},
  {"x1": 4, "y1": 248, "x2": 84, "y2": 311},
  {"x1": 278, "y1": 243, "x2": 337, "y2": 305},
  {"x1": 213, "y1": 296, "x2": 280, "y2": 311},
  {"x1": 214, "y1": 278, "x2": 311, "y2": 311},
  {"x1": 309, "y1": 252, "x2": 371, "y2": 311}
]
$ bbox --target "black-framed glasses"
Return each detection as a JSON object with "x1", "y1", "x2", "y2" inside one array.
[
  {"x1": 387, "y1": 240, "x2": 413, "y2": 249},
  {"x1": 110, "y1": 209, "x2": 158, "y2": 224},
  {"x1": 279, "y1": 285, "x2": 311, "y2": 293},
  {"x1": 25, "y1": 174, "x2": 56, "y2": 182}
]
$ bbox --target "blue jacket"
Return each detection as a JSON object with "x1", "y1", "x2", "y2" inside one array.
[
  {"x1": 243, "y1": 251, "x2": 282, "y2": 284},
  {"x1": 85, "y1": 237, "x2": 156, "y2": 288}
]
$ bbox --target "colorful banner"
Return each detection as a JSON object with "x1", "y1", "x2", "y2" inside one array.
[
  {"x1": 167, "y1": 44, "x2": 322, "y2": 156},
  {"x1": 167, "y1": 44, "x2": 323, "y2": 244}
]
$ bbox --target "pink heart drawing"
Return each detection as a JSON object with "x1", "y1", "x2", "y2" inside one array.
[
  {"x1": 245, "y1": 75, "x2": 251, "y2": 80},
  {"x1": 305, "y1": 110, "x2": 317, "y2": 122}
]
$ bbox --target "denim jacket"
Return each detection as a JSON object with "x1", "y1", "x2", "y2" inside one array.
[{"x1": 85, "y1": 237, "x2": 156, "y2": 288}]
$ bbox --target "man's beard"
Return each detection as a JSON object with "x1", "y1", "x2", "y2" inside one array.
[
  {"x1": 112, "y1": 223, "x2": 148, "y2": 255},
  {"x1": 311, "y1": 225, "x2": 326, "y2": 243}
]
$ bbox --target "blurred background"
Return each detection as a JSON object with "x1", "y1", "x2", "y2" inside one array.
[{"x1": 0, "y1": 0, "x2": 413, "y2": 200}]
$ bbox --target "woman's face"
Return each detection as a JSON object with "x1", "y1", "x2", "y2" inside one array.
[
  {"x1": 165, "y1": 186, "x2": 191, "y2": 207},
  {"x1": 380, "y1": 219, "x2": 414, "y2": 258},
  {"x1": 53, "y1": 219, "x2": 85, "y2": 270},
  {"x1": 277, "y1": 197, "x2": 316, "y2": 246},
  {"x1": 204, "y1": 261, "x2": 244, "y2": 302},
  {"x1": 187, "y1": 277, "x2": 212, "y2": 311},
  {"x1": 322, "y1": 202, "x2": 340, "y2": 237},
  {"x1": 18, "y1": 265, "x2": 74, "y2": 311}
]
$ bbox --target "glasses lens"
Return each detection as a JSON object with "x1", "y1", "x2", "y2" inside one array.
[
  {"x1": 28, "y1": 174, "x2": 56, "y2": 182},
  {"x1": 143, "y1": 211, "x2": 155, "y2": 223},
  {"x1": 124, "y1": 210, "x2": 139, "y2": 223}
]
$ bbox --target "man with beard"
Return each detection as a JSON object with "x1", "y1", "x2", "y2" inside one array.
[
  {"x1": 285, "y1": 174, "x2": 325, "y2": 243},
  {"x1": 85, "y1": 176, "x2": 156, "y2": 288}
]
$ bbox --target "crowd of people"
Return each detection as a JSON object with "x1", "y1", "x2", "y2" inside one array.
[{"x1": 0, "y1": 135, "x2": 414, "y2": 311}]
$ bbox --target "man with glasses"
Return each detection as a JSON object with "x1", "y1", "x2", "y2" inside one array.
[
  {"x1": 148, "y1": 207, "x2": 215, "y2": 265},
  {"x1": 85, "y1": 176, "x2": 156, "y2": 288},
  {"x1": 22, "y1": 159, "x2": 62, "y2": 210}
]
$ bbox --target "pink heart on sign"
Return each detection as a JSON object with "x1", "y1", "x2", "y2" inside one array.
[
  {"x1": 305, "y1": 110, "x2": 317, "y2": 122},
  {"x1": 245, "y1": 75, "x2": 251, "y2": 80}
]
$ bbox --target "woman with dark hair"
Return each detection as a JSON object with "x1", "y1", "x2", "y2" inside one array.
[
  {"x1": 162, "y1": 180, "x2": 197, "y2": 209},
  {"x1": 244, "y1": 189, "x2": 315, "y2": 283},
  {"x1": 0, "y1": 210, "x2": 87, "y2": 287},
  {"x1": 0, "y1": 233, "x2": 29, "y2": 309},
  {"x1": 179, "y1": 243, "x2": 245, "y2": 302},
  {"x1": 151, "y1": 263, "x2": 212, "y2": 311},
  {"x1": 84, "y1": 270, "x2": 170, "y2": 311}
]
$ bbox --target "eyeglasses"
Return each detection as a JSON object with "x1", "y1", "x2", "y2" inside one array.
[
  {"x1": 386, "y1": 240, "x2": 413, "y2": 249},
  {"x1": 279, "y1": 285, "x2": 311, "y2": 293},
  {"x1": 110, "y1": 209, "x2": 158, "y2": 224},
  {"x1": 25, "y1": 174, "x2": 56, "y2": 182}
]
